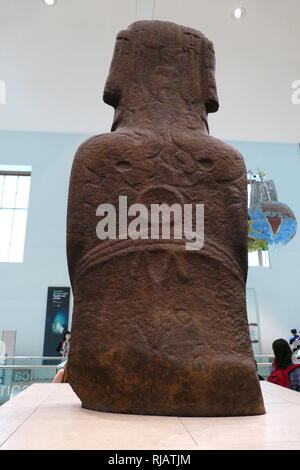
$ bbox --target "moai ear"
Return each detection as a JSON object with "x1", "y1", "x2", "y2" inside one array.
[
  {"x1": 201, "y1": 39, "x2": 219, "y2": 113},
  {"x1": 103, "y1": 30, "x2": 132, "y2": 108}
]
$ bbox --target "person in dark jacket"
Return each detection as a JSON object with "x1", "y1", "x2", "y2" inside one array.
[
  {"x1": 56, "y1": 330, "x2": 71, "y2": 356},
  {"x1": 289, "y1": 329, "x2": 300, "y2": 346}
]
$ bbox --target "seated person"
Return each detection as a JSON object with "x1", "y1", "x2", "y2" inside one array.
[{"x1": 52, "y1": 360, "x2": 68, "y2": 383}]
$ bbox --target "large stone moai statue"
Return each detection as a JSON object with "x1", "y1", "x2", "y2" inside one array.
[{"x1": 67, "y1": 20, "x2": 265, "y2": 416}]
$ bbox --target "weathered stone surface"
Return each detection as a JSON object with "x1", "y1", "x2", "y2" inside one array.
[{"x1": 67, "y1": 20, "x2": 265, "y2": 416}]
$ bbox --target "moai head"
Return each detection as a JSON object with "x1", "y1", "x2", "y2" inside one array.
[{"x1": 103, "y1": 20, "x2": 219, "y2": 117}]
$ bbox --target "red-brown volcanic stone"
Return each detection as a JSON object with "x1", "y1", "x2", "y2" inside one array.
[{"x1": 67, "y1": 20, "x2": 265, "y2": 416}]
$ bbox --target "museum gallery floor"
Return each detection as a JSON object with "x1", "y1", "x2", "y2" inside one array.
[{"x1": 0, "y1": 382, "x2": 300, "y2": 450}]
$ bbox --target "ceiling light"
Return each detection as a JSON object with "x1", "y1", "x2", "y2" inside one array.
[
  {"x1": 231, "y1": 7, "x2": 246, "y2": 20},
  {"x1": 42, "y1": 0, "x2": 57, "y2": 5}
]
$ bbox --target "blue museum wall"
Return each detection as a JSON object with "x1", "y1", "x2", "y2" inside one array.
[
  {"x1": 0, "y1": 131, "x2": 87, "y2": 356},
  {"x1": 0, "y1": 131, "x2": 299, "y2": 356}
]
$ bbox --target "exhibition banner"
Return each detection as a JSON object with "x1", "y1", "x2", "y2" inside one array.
[{"x1": 43, "y1": 287, "x2": 70, "y2": 358}]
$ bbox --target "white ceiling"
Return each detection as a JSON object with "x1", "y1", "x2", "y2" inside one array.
[{"x1": 0, "y1": 0, "x2": 299, "y2": 142}]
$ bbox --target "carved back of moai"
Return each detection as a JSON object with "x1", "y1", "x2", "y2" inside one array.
[{"x1": 67, "y1": 20, "x2": 265, "y2": 416}]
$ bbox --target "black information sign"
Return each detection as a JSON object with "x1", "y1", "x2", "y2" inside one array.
[{"x1": 43, "y1": 287, "x2": 70, "y2": 358}]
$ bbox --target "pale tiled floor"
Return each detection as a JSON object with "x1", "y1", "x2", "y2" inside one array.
[{"x1": 0, "y1": 381, "x2": 300, "y2": 450}]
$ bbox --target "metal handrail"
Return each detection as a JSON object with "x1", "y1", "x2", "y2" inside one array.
[
  {"x1": 0, "y1": 356, "x2": 63, "y2": 360},
  {"x1": 2, "y1": 355, "x2": 274, "y2": 359},
  {"x1": 0, "y1": 363, "x2": 272, "y2": 369},
  {"x1": 254, "y1": 355, "x2": 274, "y2": 358},
  {"x1": 0, "y1": 365, "x2": 58, "y2": 369}
]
